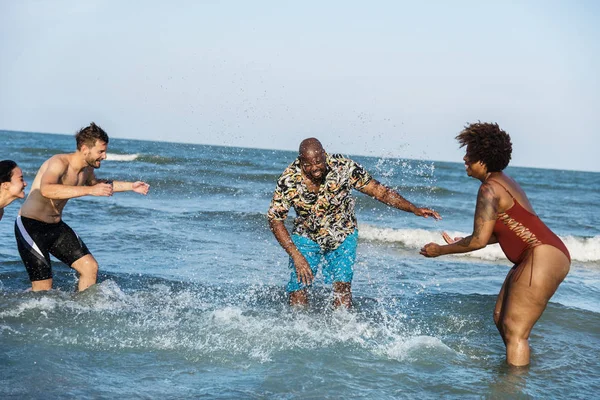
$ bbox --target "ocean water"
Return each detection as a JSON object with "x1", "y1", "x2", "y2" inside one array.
[{"x1": 1, "y1": 129, "x2": 599, "y2": 399}]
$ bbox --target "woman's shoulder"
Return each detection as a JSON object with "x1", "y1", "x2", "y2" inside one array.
[
  {"x1": 485, "y1": 173, "x2": 520, "y2": 192},
  {"x1": 486, "y1": 173, "x2": 534, "y2": 212}
]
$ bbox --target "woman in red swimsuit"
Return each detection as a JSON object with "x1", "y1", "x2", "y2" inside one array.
[{"x1": 420, "y1": 122, "x2": 570, "y2": 367}]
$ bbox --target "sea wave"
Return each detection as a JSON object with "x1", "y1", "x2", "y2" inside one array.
[
  {"x1": 106, "y1": 153, "x2": 139, "y2": 162},
  {"x1": 358, "y1": 224, "x2": 600, "y2": 263},
  {"x1": 2, "y1": 278, "x2": 593, "y2": 366},
  {"x1": 0, "y1": 279, "x2": 462, "y2": 364},
  {"x1": 137, "y1": 154, "x2": 186, "y2": 165},
  {"x1": 561, "y1": 235, "x2": 600, "y2": 263},
  {"x1": 19, "y1": 146, "x2": 66, "y2": 156}
]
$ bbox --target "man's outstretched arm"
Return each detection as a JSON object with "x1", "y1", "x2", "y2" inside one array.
[
  {"x1": 110, "y1": 181, "x2": 150, "y2": 194},
  {"x1": 358, "y1": 179, "x2": 441, "y2": 219},
  {"x1": 89, "y1": 172, "x2": 149, "y2": 195},
  {"x1": 40, "y1": 160, "x2": 113, "y2": 199}
]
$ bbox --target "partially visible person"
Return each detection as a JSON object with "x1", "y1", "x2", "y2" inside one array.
[
  {"x1": 15, "y1": 122, "x2": 150, "y2": 292},
  {"x1": 268, "y1": 138, "x2": 441, "y2": 309},
  {"x1": 420, "y1": 122, "x2": 570, "y2": 367},
  {"x1": 0, "y1": 160, "x2": 27, "y2": 221}
]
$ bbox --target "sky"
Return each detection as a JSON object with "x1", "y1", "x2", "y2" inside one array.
[{"x1": 1, "y1": 0, "x2": 599, "y2": 172}]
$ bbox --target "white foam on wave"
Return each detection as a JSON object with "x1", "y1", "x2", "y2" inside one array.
[
  {"x1": 0, "y1": 280, "x2": 134, "y2": 319},
  {"x1": 184, "y1": 305, "x2": 460, "y2": 364},
  {"x1": 359, "y1": 224, "x2": 600, "y2": 263},
  {"x1": 562, "y1": 235, "x2": 600, "y2": 263},
  {"x1": 358, "y1": 224, "x2": 506, "y2": 261},
  {"x1": 382, "y1": 335, "x2": 456, "y2": 361},
  {"x1": 1, "y1": 281, "x2": 463, "y2": 364},
  {"x1": 106, "y1": 153, "x2": 138, "y2": 161},
  {"x1": 74, "y1": 279, "x2": 130, "y2": 310},
  {"x1": 0, "y1": 295, "x2": 59, "y2": 318}
]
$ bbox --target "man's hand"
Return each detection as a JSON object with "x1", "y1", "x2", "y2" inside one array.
[
  {"x1": 414, "y1": 207, "x2": 441, "y2": 220},
  {"x1": 132, "y1": 181, "x2": 150, "y2": 195},
  {"x1": 89, "y1": 182, "x2": 113, "y2": 197},
  {"x1": 293, "y1": 254, "x2": 314, "y2": 286}
]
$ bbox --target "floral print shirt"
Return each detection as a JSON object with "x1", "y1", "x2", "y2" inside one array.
[{"x1": 267, "y1": 153, "x2": 372, "y2": 250}]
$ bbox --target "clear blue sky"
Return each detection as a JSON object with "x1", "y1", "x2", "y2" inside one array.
[{"x1": 1, "y1": 1, "x2": 598, "y2": 171}]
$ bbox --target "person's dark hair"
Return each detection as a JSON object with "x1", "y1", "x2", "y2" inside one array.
[
  {"x1": 456, "y1": 122, "x2": 512, "y2": 172},
  {"x1": 0, "y1": 160, "x2": 18, "y2": 184},
  {"x1": 75, "y1": 122, "x2": 109, "y2": 150}
]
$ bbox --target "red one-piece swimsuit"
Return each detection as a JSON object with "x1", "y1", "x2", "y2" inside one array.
[{"x1": 489, "y1": 179, "x2": 570, "y2": 285}]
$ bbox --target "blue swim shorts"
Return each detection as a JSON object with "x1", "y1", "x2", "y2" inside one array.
[{"x1": 286, "y1": 229, "x2": 358, "y2": 293}]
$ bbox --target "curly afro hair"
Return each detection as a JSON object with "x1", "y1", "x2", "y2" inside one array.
[{"x1": 456, "y1": 122, "x2": 512, "y2": 172}]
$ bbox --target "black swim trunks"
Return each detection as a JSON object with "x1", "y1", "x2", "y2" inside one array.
[{"x1": 15, "y1": 215, "x2": 91, "y2": 281}]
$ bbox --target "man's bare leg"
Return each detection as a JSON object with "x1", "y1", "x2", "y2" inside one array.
[
  {"x1": 71, "y1": 254, "x2": 99, "y2": 292},
  {"x1": 290, "y1": 289, "x2": 308, "y2": 307},
  {"x1": 333, "y1": 282, "x2": 352, "y2": 309},
  {"x1": 32, "y1": 278, "x2": 52, "y2": 291}
]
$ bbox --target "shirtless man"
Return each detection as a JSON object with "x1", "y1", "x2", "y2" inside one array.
[{"x1": 15, "y1": 122, "x2": 150, "y2": 292}]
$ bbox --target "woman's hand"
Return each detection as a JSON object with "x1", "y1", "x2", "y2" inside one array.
[
  {"x1": 442, "y1": 232, "x2": 463, "y2": 244},
  {"x1": 420, "y1": 242, "x2": 442, "y2": 257}
]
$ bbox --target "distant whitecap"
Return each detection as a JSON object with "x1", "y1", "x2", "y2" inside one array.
[
  {"x1": 358, "y1": 224, "x2": 600, "y2": 263},
  {"x1": 106, "y1": 153, "x2": 139, "y2": 161}
]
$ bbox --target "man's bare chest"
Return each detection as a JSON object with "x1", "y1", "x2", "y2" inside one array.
[{"x1": 61, "y1": 169, "x2": 88, "y2": 186}]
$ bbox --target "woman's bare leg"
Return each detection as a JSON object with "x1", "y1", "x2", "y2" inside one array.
[
  {"x1": 499, "y1": 245, "x2": 570, "y2": 366},
  {"x1": 494, "y1": 272, "x2": 512, "y2": 345}
]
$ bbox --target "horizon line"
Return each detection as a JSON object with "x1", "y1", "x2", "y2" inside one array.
[{"x1": 2, "y1": 127, "x2": 597, "y2": 174}]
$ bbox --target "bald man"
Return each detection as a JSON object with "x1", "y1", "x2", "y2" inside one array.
[{"x1": 267, "y1": 138, "x2": 441, "y2": 308}]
